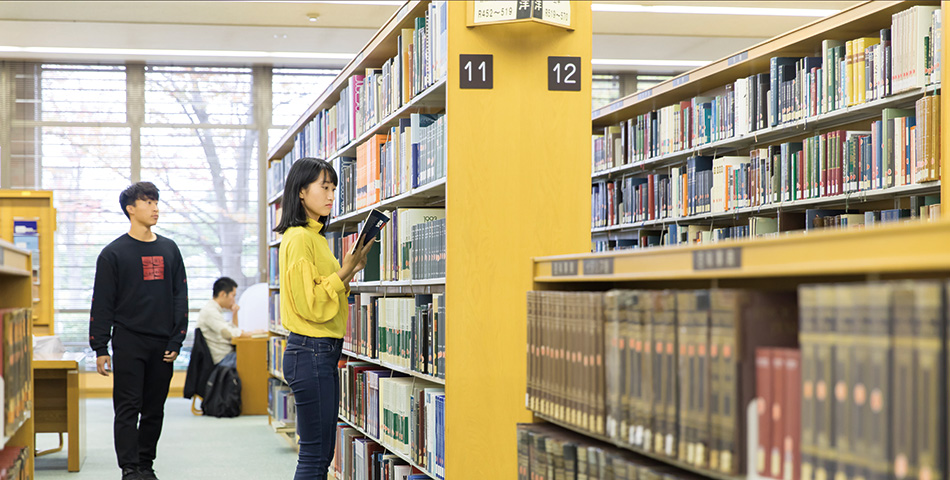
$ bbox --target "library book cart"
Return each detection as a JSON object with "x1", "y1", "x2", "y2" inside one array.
[
  {"x1": 526, "y1": 2, "x2": 950, "y2": 480},
  {"x1": 264, "y1": 1, "x2": 592, "y2": 478},
  {"x1": 0, "y1": 239, "x2": 37, "y2": 477}
]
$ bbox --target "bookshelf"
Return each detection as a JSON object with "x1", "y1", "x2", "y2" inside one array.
[
  {"x1": 0, "y1": 190, "x2": 55, "y2": 335},
  {"x1": 590, "y1": 1, "x2": 945, "y2": 252},
  {"x1": 265, "y1": 1, "x2": 592, "y2": 478},
  {"x1": 0, "y1": 239, "x2": 36, "y2": 476},
  {"x1": 524, "y1": 4, "x2": 950, "y2": 479}
]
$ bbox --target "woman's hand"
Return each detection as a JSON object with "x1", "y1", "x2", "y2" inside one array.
[{"x1": 339, "y1": 240, "x2": 375, "y2": 282}]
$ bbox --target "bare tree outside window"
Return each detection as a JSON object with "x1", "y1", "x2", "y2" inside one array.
[{"x1": 8, "y1": 61, "x2": 338, "y2": 369}]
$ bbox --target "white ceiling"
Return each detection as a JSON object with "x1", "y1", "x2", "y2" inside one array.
[{"x1": 0, "y1": 1, "x2": 861, "y2": 73}]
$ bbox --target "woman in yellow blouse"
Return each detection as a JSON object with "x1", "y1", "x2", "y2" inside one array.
[{"x1": 273, "y1": 158, "x2": 373, "y2": 480}]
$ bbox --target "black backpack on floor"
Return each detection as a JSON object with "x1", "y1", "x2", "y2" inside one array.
[{"x1": 201, "y1": 364, "x2": 242, "y2": 418}]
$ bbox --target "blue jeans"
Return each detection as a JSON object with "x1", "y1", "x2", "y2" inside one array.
[{"x1": 283, "y1": 333, "x2": 342, "y2": 480}]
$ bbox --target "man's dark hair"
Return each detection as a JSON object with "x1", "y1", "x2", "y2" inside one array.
[
  {"x1": 213, "y1": 277, "x2": 239, "y2": 298},
  {"x1": 273, "y1": 158, "x2": 337, "y2": 236},
  {"x1": 119, "y1": 182, "x2": 160, "y2": 219}
]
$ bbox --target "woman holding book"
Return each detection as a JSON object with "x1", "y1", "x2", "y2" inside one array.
[{"x1": 274, "y1": 158, "x2": 374, "y2": 479}]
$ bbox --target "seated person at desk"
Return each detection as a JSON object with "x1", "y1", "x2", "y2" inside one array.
[{"x1": 197, "y1": 277, "x2": 263, "y2": 366}]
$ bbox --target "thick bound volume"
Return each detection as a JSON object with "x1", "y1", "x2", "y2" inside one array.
[
  {"x1": 677, "y1": 290, "x2": 710, "y2": 468},
  {"x1": 800, "y1": 280, "x2": 948, "y2": 480},
  {"x1": 517, "y1": 423, "x2": 705, "y2": 480},
  {"x1": 355, "y1": 208, "x2": 391, "y2": 249}
]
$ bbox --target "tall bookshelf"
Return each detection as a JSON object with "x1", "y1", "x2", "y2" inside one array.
[
  {"x1": 590, "y1": 1, "x2": 944, "y2": 252},
  {"x1": 0, "y1": 190, "x2": 55, "y2": 335},
  {"x1": 265, "y1": 1, "x2": 592, "y2": 478},
  {"x1": 523, "y1": 2, "x2": 950, "y2": 479},
  {"x1": 0, "y1": 239, "x2": 36, "y2": 477}
]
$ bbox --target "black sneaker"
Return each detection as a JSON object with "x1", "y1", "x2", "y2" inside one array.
[
  {"x1": 138, "y1": 466, "x2": 159, "y2": 480},
  {"x1": 121, "y1": 467, "x2": 143, "y2": 480}
]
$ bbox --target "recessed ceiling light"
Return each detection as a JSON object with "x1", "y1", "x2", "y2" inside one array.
[
  {"x1": 591, "y1": 3, "x2": 839, "y2": 17},
  {"x1": 308, "y1": 13, "x2": 320, "y2": 23},
  {"x1": 0, "y1": 46, "x2": 355, "y2": 60},
  {"x1": 592, "y1": 58, "x2": 710, "y2": 68}
]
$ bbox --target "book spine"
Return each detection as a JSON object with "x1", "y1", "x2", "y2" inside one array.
[
  {"x1": 784, "y1": 349, "x2": 803, "y2": 480},
  {"x1": 757, "y1": 348, "x2": 774, "y2": 478}
]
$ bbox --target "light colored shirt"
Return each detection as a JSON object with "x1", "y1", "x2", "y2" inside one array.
[
  {"x1": 279, "y1": 218, "x2": 349, "y2": 338},
  {"x1": 197, "y1": 299, "x2": 243, "y2": 364}
]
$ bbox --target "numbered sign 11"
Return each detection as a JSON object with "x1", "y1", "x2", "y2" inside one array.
[
  {"x1": 548, "y1": 56, "x2": 581, "y2": 91},
  {"x1": 459, "y1": 54, "x2": 493, "y2": 89}
]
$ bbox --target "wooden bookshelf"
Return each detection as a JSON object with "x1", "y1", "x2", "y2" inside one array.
[
  {"x1": 264, "y1": 1, "x2": 593, "y2": 478},
  {"x1": 0, "y1": 190, "x2": 55, "y2": 335},
  {"x1": 589, "y1": 0, "x2": 946, "y2": 254},
  {"x1": 0, "y1": 239, "x2": 35, "y2": 475},
  {"x1": 590, "y1": 1, "x2": 938, "y2": 128}
]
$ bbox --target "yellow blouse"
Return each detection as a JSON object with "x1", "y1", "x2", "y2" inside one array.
[{"x1": 279, "y1": 218, "x2": 349, "y2": 338}]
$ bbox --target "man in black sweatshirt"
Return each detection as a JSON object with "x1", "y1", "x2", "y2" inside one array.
[{"x1": 90, "y1": 182, "x2": 188, "y2": 480}]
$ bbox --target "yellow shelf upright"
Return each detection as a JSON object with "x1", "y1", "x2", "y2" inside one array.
[{"x1": 445, "y1": 1, "x2": 592, "y2": 478}]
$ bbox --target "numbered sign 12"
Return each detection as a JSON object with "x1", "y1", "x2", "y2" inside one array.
[
  {"x1": 459, "y1": 54, "x2": 493, "y2": 89},
  {"x1": 548, "y1": 56, "x2": 581, "y2": 91}
]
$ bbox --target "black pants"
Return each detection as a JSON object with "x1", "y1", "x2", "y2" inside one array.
[{"x1": 112, "y1": 327, "x2": 174, "y2": 470}]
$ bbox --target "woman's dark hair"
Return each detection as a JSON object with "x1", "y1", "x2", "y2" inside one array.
[{"x1": 273, "y1": 157, "x2": 338, "y2": 235}]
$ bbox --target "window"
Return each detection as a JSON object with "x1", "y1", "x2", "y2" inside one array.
[{"x1": 5, "y1": 62, "x2": 338, "y2": 369}]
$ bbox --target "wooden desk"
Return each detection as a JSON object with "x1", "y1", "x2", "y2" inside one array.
[
  {"x1": 34, "y1": 355, "x2": 86, "y2": 471},
  {"x1": 231, "y1": 337, "x2": 268, "y2": 415}
]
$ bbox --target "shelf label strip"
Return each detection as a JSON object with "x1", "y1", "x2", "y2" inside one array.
[{"x1": 692, "y1": 247, "x2": 742, "y2": 271}]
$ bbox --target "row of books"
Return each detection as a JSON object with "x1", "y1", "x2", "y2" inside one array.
[
  {"x1": 592, "y1": 201, "x2": 940, "y2": 252},
  {"x1": 339, "y1": 358, "x2": 445, "y2": 478},
  {"x1": 0, "y1": 447, "x2": 27, "y2": 480},
  {"x1": 376, "y1": 208, "x2": 445, "y2": 282},
  {"x1": 267, "y1": 156, "x2": 291, "y2": 199},
  {"x1": 289, "y1": 2, "x2": 447, "y2": 161},
  {"x1": 267, "y1": 291, "x2": 289, "y2": 335},
  {"x1": 331, "y1": 423, "x2": 430, "y2": 480},
  {"x1": 517, "y1": 423, "x2": 705, "y2": 480},
  {"x1": 330, "y1": 113, "x2": 446, "y2": 218},
  {"x1": 797, "y1": 280, "x2": 947, "y2": 480},
  {"x1": 411, "y1": 218, "x2": 445, "y2": 280},
  {"x1": 267, "y1": 377, "x2": 295, "y2": 426},
  {"x1": 0, "y1": 309, "x2": 30, "y2": 438},
  {"x1": 592, "y1": 5, "x2": 941, "y2": 172},
  {"x1": 526, "y1": 289, "x2": 799, "y2": 475},
  {"x1": 345, "y1": 294, "x2": 446, "y2": 380},
  {"x1": 592, "y1": 97, "x2": 940, "y2": 229},
  {"x1": 267, "y1": 336, "x2": 287, "y2": 380},
  {"x1": 268, "y1": 201, "x2": 282, "y2": 244},
  {"x1": 268, "y1": 246, "x2": 279, "y2": 288}
]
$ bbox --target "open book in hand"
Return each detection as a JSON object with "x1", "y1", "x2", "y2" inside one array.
[{"x1": 354, "y1": 209, "x2": 391, "y2": 249}]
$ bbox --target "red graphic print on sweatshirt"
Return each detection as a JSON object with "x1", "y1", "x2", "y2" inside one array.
[{"x1": 142, "y1": 256, "x2": 165, "y2": 281}]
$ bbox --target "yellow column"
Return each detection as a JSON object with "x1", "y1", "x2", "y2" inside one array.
[{"x1": 446, "y1": 2, "x2": 592, "y2": 478}]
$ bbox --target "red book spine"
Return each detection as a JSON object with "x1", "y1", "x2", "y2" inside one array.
[
  {"x1": 784, "y1": 349, "x2": 802, "y2": 480},
  {"x1": 756, "y1": 348, "x2": 774, "y2": 478},
  {"x1": 771, "y1": 350, "x2": 786, "y2": 479}
]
